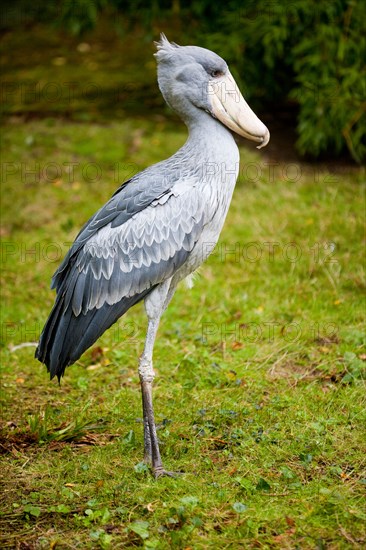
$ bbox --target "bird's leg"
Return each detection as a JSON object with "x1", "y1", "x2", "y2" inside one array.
[
  {"x1": 138, "y1": 319, "x2": 158, "y2": 465},
  {"x1": 138, "y1": 281, "x2": 178, "y2": 478},
  {"x1": 138, "y1": 318, "x2": 168, "y2": 477},
  {"x1": 141, "y1": 391, "x2": 152, "y2": 463}
]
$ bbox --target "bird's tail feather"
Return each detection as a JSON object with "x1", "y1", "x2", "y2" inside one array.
[{"x1": 35, "y1": 288, "x2": 152, "y2": 381}]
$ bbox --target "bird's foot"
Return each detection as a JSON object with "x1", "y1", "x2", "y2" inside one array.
[{"x1": 153, "y1": 466, "x2": 183, "y2": 479}]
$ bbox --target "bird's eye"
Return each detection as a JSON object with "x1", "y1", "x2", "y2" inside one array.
[{"x1": 211, "y1": 70, "x2": 223, "y2": 78}]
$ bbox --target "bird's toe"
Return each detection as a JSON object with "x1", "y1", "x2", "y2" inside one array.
[{"x1": 153, "y1": 467, "x2": 183, "y2": 479}]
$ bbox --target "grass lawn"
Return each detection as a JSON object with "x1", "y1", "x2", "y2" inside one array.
[{"x1": 1, "y1": 116, "x2": 365, "y2": 549}]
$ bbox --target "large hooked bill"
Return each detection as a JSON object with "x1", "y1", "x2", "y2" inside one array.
[{"x1": 208, "y1": 72, "x2": 270, "y2": 149}]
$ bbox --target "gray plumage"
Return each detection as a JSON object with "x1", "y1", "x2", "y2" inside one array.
[{"x1": 36, "y1": 35, "x2": 269, "y2": 476}]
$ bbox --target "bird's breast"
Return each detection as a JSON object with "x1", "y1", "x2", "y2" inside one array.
[{"x1": 173, "y1": 141, "x2": 240, "y2": 282}]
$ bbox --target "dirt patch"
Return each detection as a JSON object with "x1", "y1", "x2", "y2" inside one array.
[{"x1": 267, "y1": 361, "x2": 344, "y2": 384}]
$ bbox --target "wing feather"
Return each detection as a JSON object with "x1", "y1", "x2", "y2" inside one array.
[
  {"x1": 70, "y1": 184, "x2": 205, "y2": 315},
  {"x1": 51, "y1": 173, "x2": 173, "y2": 291}
]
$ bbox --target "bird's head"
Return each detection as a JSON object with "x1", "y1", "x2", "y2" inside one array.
[{"x1": 155, "y1": 34, "x2": 269, "y2": 149}]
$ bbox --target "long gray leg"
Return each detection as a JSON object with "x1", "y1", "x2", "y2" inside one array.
[
  {"x1": 139, "y1": 316, "x2": 161, "y2": 470},
  {"x1": 138, "y1": 280, "x2": 177, "y2": 477}
]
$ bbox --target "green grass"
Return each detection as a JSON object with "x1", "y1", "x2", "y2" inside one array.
[
  {"x1": 0, "y1": 21, "x2": 164, "y2": 122},
  {"x1": 1, "y1": 117, "x2": 365, "y2": 549}
]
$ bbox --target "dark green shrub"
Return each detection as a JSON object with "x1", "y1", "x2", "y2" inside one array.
[
  {"x1": 194, "y1": 0, "x2": 366, "y2": 162},
  {"x1": 290, "y1": 3, "x2": 365, "y2": 162}
]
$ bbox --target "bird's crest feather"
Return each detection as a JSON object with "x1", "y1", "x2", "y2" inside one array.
[{"x1": 154, "y1": 33, "x2": 179, "y2": 62}]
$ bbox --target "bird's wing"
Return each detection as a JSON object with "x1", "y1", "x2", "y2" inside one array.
[
  {"x1": 52, "y1": 168, "x2": 173, "y2": 291},
  {"x1": 56, "y1": 176, "x2": 208, "y2": 318},
  {"x1": 37, "y1": 174, "x2": 210, "y2": 378}
]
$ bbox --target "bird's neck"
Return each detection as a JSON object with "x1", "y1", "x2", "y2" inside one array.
[
  {"x1": 165, "y1": 108, "x2": 240, "y2": 192},
  {"x1": 182, "y1": 108, "x2": 239, "y2": 162}
]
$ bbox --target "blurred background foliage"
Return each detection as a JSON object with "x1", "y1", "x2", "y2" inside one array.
[{"x1": 1, "y1": 0, "x2": 365, "y2": 162}]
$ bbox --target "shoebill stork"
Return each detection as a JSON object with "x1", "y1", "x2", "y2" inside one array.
[{"x1": 36, "y1": 35, "x2": 269, "y2": 477}]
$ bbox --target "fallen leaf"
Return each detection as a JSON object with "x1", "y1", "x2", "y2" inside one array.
[
  {"x1": 91, "y1": 346, "x2": 104, "y2": 362},
  {"x1": 285, "y1": 516, "x2": 295, "y2": 527},
  {"x1": 231, "y1": 341, "x2": 243, "y2": 350},
  {"x1": 86, "y1": 364, "x2": 101, "y2": 371},
  {"x1": 273, "y1": 528, "x2": 295, "y2": 543}
]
